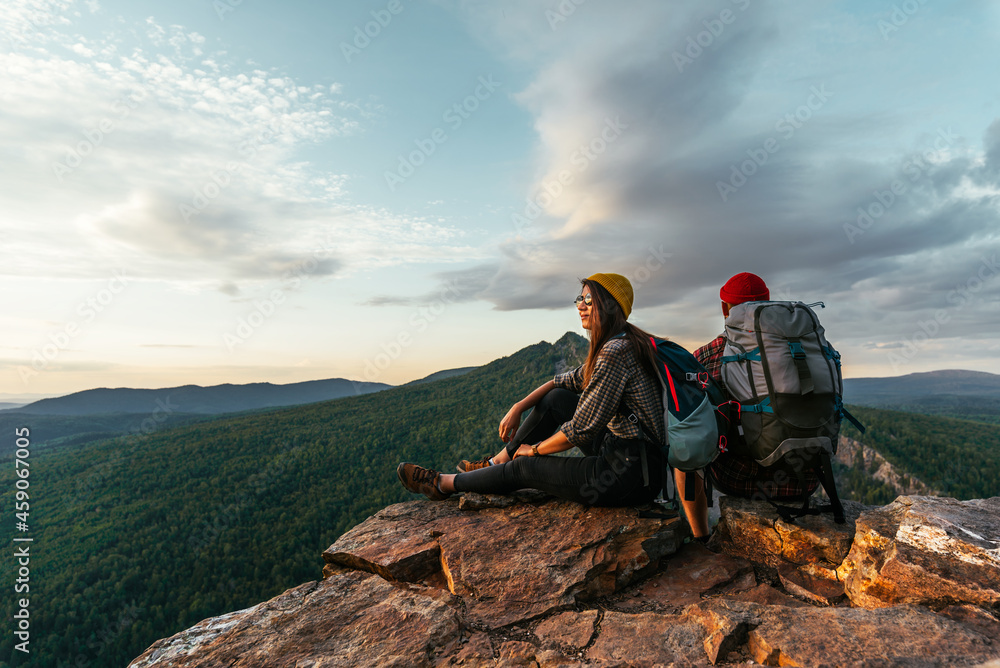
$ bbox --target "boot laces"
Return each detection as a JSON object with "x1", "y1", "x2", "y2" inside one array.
[{"x1": 412, "y1": 466, "x2": 437, "y2": 485}]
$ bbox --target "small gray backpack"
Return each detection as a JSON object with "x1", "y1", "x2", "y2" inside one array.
[{"x1": 720, "y1": 301, "x2": 864, "y2": 523}]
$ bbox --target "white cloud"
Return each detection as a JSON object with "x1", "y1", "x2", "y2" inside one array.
[{"x1": 0, "y1": 6, "x2": 478, "y2": 293}]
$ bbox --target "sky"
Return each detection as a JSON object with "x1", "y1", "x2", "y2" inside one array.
[{"x1": 2, "y1": 0, "x2": 999, "y2": 401}]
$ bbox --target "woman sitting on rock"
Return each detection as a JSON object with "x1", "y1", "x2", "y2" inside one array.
[{"x1": 397, "y1": 272, "x2": 666, "y2": 507}]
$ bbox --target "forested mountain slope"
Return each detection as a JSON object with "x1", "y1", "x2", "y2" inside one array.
[{"x1": 0, "y1": 333, "x2": 587, "y2": 667}]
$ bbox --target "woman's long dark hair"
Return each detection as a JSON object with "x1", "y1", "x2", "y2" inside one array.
[{"x1": 580, "y1": 278, "x2": 660, "y2": 387}]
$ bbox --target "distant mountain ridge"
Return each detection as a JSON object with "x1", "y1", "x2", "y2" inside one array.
[
  {"x1": 7, "y1": 368, "x2": 482, "y2": 418},
  {"x1": 6, "y1": 378, "x2": 391, "y2": 416},
  {"x1": 843, "y1": 369, "x2": 1000, "y2": 423},
  {"x1": 844, "y1": 369, "x2": 1000, "y2": 398}
]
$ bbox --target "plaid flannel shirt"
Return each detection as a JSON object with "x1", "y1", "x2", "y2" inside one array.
[
  {"x1": 695, "y1": 334, "x2": 819, "y2": 500},
  {"x1": 553, "y1": 337, "x2": 664, "y2": 449}
]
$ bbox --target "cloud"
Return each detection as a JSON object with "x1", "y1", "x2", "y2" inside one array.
[
  {"x1": 362, "y1": 264, "x2": 497, "y2": 306},
  {"x1": 423, "y1": 0, "x2": 1000, "y2": 359},
  {"x1": 0, "y1": 4, "x2": 471, "y2": 292}
]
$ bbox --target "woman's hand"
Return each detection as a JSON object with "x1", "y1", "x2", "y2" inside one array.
[
  {"x1": 499, "y1": 404, "x2": 523, "y2": 443},
  {"x1": 512, "y1": 443, "x2": 535, "y2": 459}
]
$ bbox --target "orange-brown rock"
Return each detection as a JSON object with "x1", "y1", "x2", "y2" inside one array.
[
  {"x1": 777, "y1": 564, "x2": 846, "y2": 606},
  {"x1": 610, "y1": 542, "x2": 755, "y2": 613},
  {"x1": 711, "y1": 495, "x2": 869, "y2": 577},
  {"x1": 128, "y1": 570, "x2": 462, "y2": 668},
  {"x1": 686, "y1": 598, "x2": 1000, "y2": 667},
  {"x1": 722, "y1": 583, "x2": 808, "y2": 608},
  {"x1": 439, "y1": 632, "x2": 494, "y2": 667},
  {"x1": 938, "y1": 605, "x2": 1000, "y2": 643},
  {"x1": 585, "y1": 610, "x2": 709, "y2": 666},
  {"x1": 130, "y1": 493, "x2": 1000, "y2": 668},
  {"x1": 322, "y1": 493, "x2": 687, "y2": 627},
  {"x1": 842, "y1": 495, "x2": 1000, "y2": 609},
  {"x1": 534, "y1": 610, "x2": 597, "y2": 650}
]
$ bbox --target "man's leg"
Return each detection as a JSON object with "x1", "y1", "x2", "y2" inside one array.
[{"x1": 674, "y1": 469, "x2": 710, "y2": 538}]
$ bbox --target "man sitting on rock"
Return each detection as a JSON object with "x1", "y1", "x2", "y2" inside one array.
[{"x1": 675, "y1": 272, "x2": 820, "y2": 538}]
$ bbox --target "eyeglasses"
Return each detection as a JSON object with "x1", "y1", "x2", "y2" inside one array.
[{"x1": 574, "y1": 294, "x2": 592, "y2": 307}]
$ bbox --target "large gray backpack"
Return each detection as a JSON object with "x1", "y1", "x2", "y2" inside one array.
[{"x1": 720, "y1": 301, "x2": 864, "y2": 523}]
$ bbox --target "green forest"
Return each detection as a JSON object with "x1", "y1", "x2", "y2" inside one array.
[
  {"x1": 0, "y1": 333, "x2": 587, "y2": 667},
  {"x1": 0, "y1": 331, "x2": 997, "y2": 667},
  {"x1": 835, "y1": 405, "x2": 1000, "y2": 501}
]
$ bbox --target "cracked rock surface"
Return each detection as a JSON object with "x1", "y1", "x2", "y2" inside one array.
[{"x1": 129, "y1": 492, "x2": 1000, "y2": 667}]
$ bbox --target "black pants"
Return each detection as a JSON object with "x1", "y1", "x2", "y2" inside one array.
[{"x1": 453, "y1": 389, "x2": 663, "y2": 506}]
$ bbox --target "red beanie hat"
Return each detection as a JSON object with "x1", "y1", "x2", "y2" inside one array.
[{"x1": 720, "y1": 272, "x2": 769, "y2": 305}]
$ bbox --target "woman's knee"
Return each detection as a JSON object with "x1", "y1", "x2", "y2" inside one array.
[{"x1": 540, "y1": 387, "x2": 578, "y2": 417}]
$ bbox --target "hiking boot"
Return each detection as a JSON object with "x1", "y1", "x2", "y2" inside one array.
[
  {"x1": 397, "y1": 463, "x2": 450, "y2": 500},
  {"x1": 456, "y1": 456, "x2": 492, "y2": 473}
]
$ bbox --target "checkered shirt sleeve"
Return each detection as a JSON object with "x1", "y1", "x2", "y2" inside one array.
[{"x1": 554, "y1": 338, "x2": 664, "y2": 448}]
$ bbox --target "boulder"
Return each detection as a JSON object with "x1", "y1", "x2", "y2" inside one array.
[
  {"x1": 711, "y1": 495, "x2": 869, "y2": 579},
  {"x1": 322, "y1": 495, "x2": 687, "y2": 627},
  {"x1": 685, "y1": 598, "x2": 1000, "y2": 667},
  {"x1": 842, "y1": 496, "x2": 1000, "y2": 609},
  {"x1": 128, "y1": 570, "x2": 463, "y2": 668},
  {"x1": 777, "y1": 564, "x2": 846, "y2": 606}
]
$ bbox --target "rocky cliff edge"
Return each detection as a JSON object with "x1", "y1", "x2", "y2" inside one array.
[{"x1": 129, "y1": 492, "x2": 1000, "y2": 667}]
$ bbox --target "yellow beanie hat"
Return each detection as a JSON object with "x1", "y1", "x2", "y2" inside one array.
[{"x1": 586, "y1": 272, "x2": 634, "y2": 319}]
